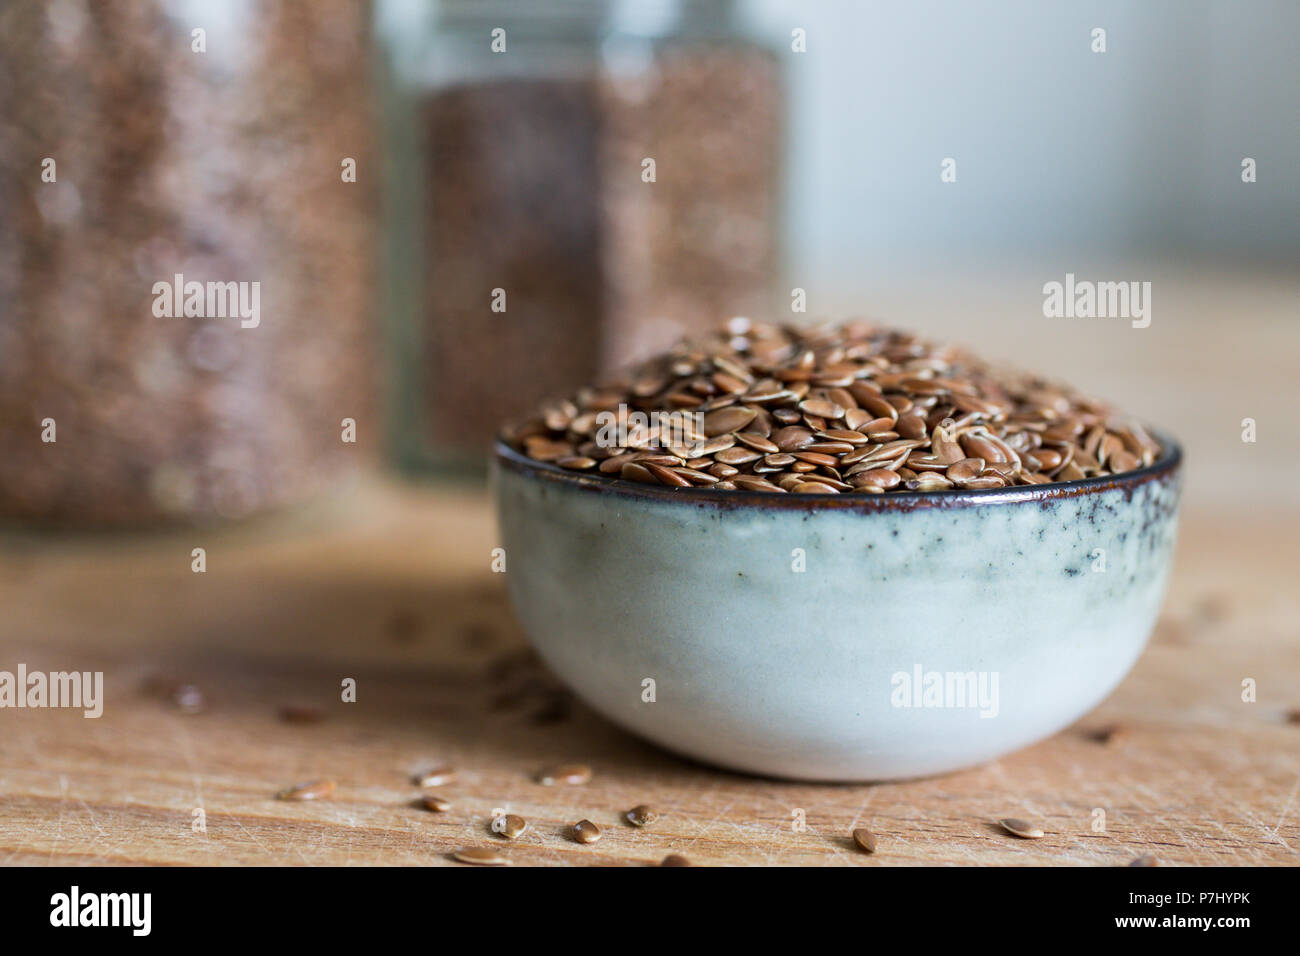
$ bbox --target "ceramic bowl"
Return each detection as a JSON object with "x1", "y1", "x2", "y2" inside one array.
[{"x1": 493, "y1": 435, "x2": 1182, "y2": 781}]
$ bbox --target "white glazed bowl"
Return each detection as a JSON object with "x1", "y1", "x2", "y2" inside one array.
[{"x1": 493, "y1": 437, "x2": 1182, "y2": 781}]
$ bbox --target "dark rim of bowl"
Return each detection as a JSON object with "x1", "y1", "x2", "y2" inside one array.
[{"x1": 493, "y1": 430, "x2": 1182, "y2": 512}]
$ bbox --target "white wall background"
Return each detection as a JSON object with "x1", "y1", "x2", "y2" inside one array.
[{"x1": 744, "y1": 0, "x2": 1299, "y2": 284}]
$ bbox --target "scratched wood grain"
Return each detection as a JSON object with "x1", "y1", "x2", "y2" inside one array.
[{"x1": 0, "y1": 477, "x2": 1296, "y2": 866}]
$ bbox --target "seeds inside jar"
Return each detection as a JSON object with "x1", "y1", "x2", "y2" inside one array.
[{"x1": 503, "y1": 321, "x2": 1162, "y2": 493}]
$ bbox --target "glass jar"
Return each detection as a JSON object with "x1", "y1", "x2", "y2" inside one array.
[
  {"x1": 378, "y1": 0, "x2": 783, "y2": 473},
  {"x1": 0, "y1": 0, "x2": 377, "y2": 526},
  {"x1": 598, "y1": 0, "x2": 784, "y2": 369}
]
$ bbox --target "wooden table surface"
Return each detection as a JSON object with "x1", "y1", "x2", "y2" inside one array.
[{"x1": 1, "y1": 476, "x2": 1297, "y2": 866}]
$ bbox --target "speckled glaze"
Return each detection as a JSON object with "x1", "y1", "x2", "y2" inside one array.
[{"x1": 493, "y1": 437, "x2": 1182, "y2": 781}]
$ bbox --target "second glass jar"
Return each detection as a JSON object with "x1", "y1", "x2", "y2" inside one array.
[{"x1": 379, "y1": 0, "x2": 784, "y2": 472}]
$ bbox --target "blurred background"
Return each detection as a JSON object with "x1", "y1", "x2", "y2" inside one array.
[{"x1": 1, "y1": 0, "x2": 1295, "y2": 528}]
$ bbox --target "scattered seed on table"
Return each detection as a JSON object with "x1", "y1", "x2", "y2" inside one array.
[
  {"x1": 1286, "y1": 707, "x2": 1300, "y2": 725},
  {"x1": 422, "y1": 794, "x2": 452, "y2": 812},
  {"x1": 453, "y1": 847, "x2": 509, "y2": 866},
  {"x1": 276, "y1": 779, "x2": 335, "y2": 801},
  {"x1": 491, "y1": 813, "x2": 528, "y2": 839},
  {"x1": 1129, "y1": 854, "x2": 1159, "y2": 867},
  {"x1": 415, "y1": 767, "x2": 457, "y2": 788},
  {"x1": 537, "y1": 763, "x2": 592, "y2": 786},
  {"x1": 573, "y1": 820, "x2": 602, "y2": 844},
  {"x1": 531, "y1": 695, "x2": 573, "y2": 725},
  {"x1": 277, "y1": 704, "x2": 323, "y2": 724},
  {"x1": 659, "y1": 854, "x2": 690, "y2": 866},
  {"x1": 1091, "y1": 722, "x2": 1127, "y2": 744},
  {"x1": 852, "y1": 827, "x2": 878, "y2": 854},
  {"x1": 999, "y1": 818, "x2": 1044, "y2": 839},
  {"x1": 626, "y1": 804, "x2": 658, "y2": 827}
]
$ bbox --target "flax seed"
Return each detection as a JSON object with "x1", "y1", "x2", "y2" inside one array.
[
  {"x1": 714, "y1": 446, "x2": 762, "y2": 466},
  {"x1": 277, "y1": 704, "x2": 324, "y2": 724},
  {"x1": 626, "y1": 804, "x2": 658, "y2": 827},
  {"x1": 855, "y1": 469, "x2": 900, "y2": 489},
  {"x1": 674, "y1": 467, "x2": 719, "y2": 484},
  {"x1": 819, "y1": 429, "x2": 869, "y2": 445},
  {"x1": 492, "y1": 813, "x2": 528, "y2": 839},
  {"x1": 999, "y1": 818, "x2": 1044, "y2": 839},
  {"x1": 852, "y1": 827, "x2": 878, "y2": 853},
  {"x1": 735, "y1": 432, "x2": 780, "y2": 454},
  {"x1": 688, "y1": 435, "x2": 736, "y2": 458},
  {"x1": 1109, "y1": 450, "x2": 1139, "y2": 472},
  {"x1": 573, "y1": 820, "x2": 602, "y2": 844},
  {"x1": 415, "y1": 767, "x2": 457, "y2": 788},
  {"x1": 1090, "y1": 723, "x2": 1128, "y2": 745},
  {"x1": 802, "y1": 441, "x2": 856, "y2": 455},
  {"x1": 793, "y1": 481, "x2": 840, "y2": 494},
  {"x1": 799, "y1": 398, "x2": 844, "y2": 419},
  {"x1": 453, "y1": 847, "x2": 510, "y2": 866},
  {"x1": 538, "y1": 763, "x2": 592, "y2": 786},
  {"x1": 734, "y1": 476, "x2": 784, "y2": 492},
  {"x1": 506, "y1": 322, "x2": 1161, "y2": 492},
  {"x1": 599, "y1": 452, "x2": 638, "y2": 473},
  {"x1": 946, "y1": 458, "x2": 985, "y2": 483},
  {"x1": 620, "y1": 462, "x2": 658, "y2": 484},
  {"x1": 772, "y1": 426, "x2": 815, "y2": 451},
  {"x1": 703, "y1": 406, "x2": 759, "y2": 436},
  {"x1": 792, "y1": 451, "x2": 839, "y2": 468},
  {"x1": 644, "y1": 462, "x2": 693, "y2": 487},
  {"x1": 276, "y1": 779, "x2": 335, "y2": 801}
]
